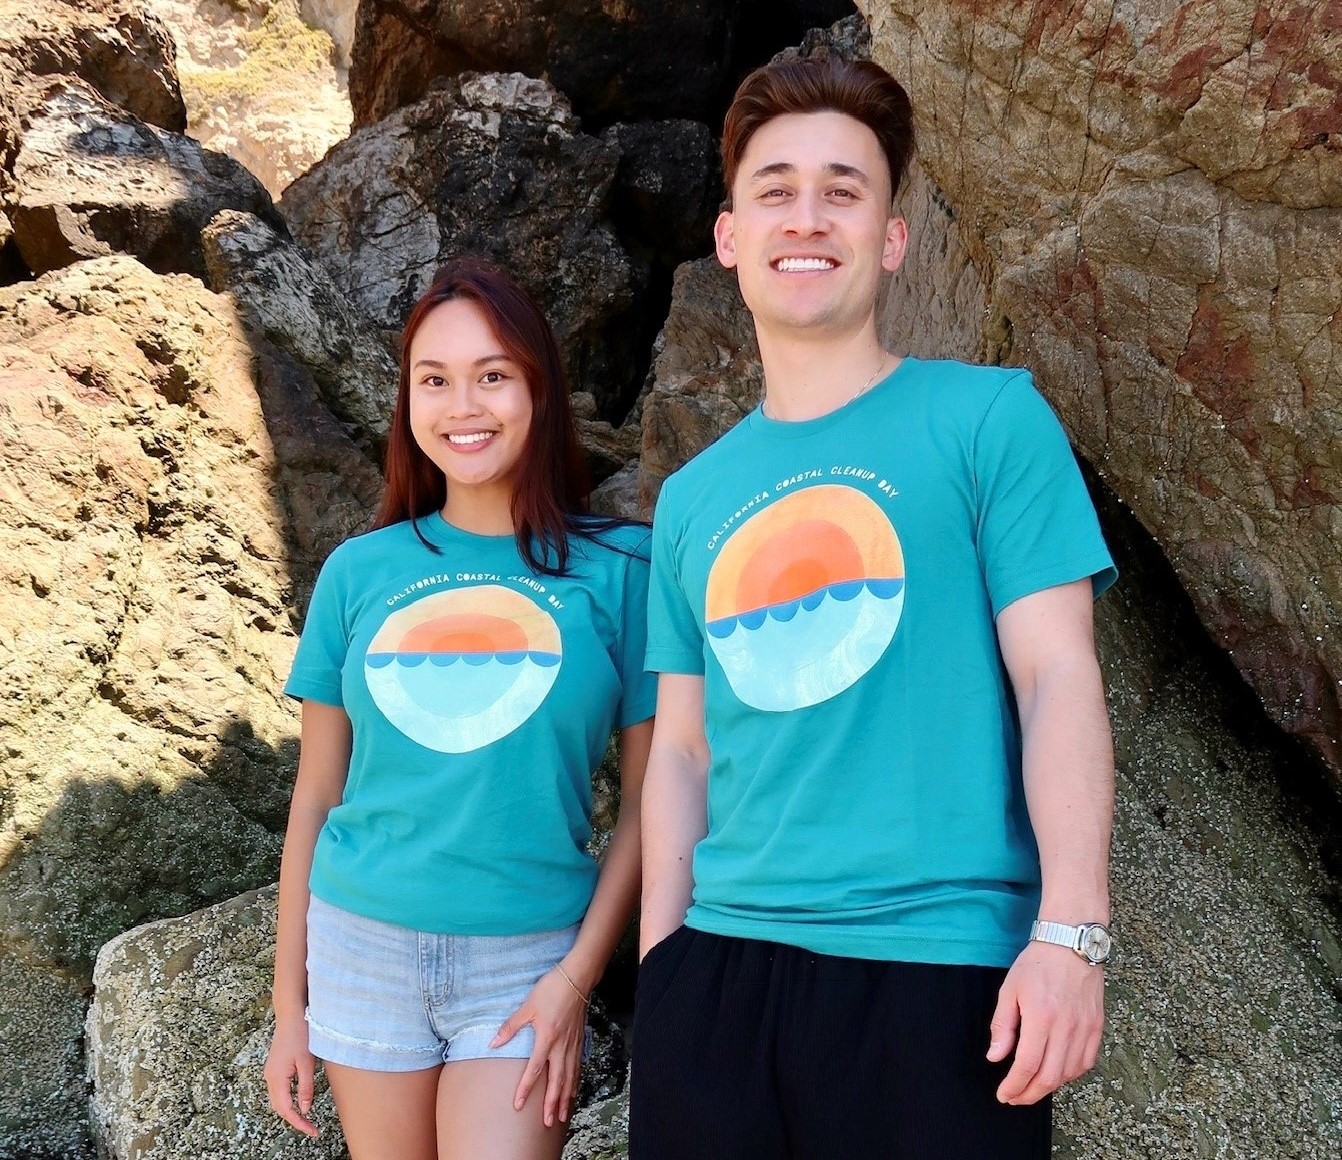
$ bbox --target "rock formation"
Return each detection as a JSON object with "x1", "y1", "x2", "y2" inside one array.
[
  {"x1": 0, "y1": 0, "x2": 186, "y2": 281},
  {"x1": 349, "y1": 0, "x2": 743, "y2": 128},
  {"x1": 143, "y1": 0, "x2": 353, "y2": 198},
  {"x1": 10, "y1": 77, "x2": 281, "y2": 280},
  {"x1": 857, "y1": 0, "x2": 1342, "y2": 778},
  {"x1": 0, "y1": 255, "x2": 379, "y2": 1156},
  {"x1": 278, "y1": 72, "x2": 641, "y2": 415}
]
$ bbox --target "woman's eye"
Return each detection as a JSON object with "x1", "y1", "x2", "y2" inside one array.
[
  {"x1": 424, "y1": 375, "x2": 446, "y2": 388},
  {"x1": 481, "y1": 371, "x2": 505, "y2": 386}
]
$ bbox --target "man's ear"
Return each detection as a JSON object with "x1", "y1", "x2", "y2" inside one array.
[
  {"x1": 882, "y1": 216, "x2": 909, "y2": 275},
  {"x1": 714, "y1": 209, "x2": 737, "y2": 270}
]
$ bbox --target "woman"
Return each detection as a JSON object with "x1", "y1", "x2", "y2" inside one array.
[{"x1": 264, "y1": 258, "x2": 655, "y2": 1160}]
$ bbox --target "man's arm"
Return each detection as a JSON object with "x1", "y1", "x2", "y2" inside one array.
[
  {"x1": 989, "y1": 577, "x2": 1114, "y2": 1105},
  {"x1": 639, "y1": 673, "x2": 710, "y2": 958}
]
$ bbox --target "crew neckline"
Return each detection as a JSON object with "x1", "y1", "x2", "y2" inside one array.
[
  {"x1": 421, "y1": 509, "x2": 518, "y2": 546},
  {"x1": 746, "y1": 356, "x2": 918, "y2": 440}
]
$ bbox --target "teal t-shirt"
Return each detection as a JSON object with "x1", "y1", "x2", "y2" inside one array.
[
  {"x1": 285, "y1": 513, "x2": 656, "y2": 935},
  {"x1": 646, "y1": 358, "x2": 1117, "y2": 966}
]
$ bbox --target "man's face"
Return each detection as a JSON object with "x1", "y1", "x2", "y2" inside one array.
[{"x1": 716, "y1": 111, "x2": 907, "y2": 340}]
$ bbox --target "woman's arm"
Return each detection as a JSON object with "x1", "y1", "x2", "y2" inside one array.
[
  {"x1": 494, "y1": 717, "x2": 654, "y2": 1126},
  {"x1": 264, "y1": 700, "x2": 352, "y2": 1136}
]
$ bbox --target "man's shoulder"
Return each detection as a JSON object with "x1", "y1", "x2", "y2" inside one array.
[
  {"x1": 900, "y1": 356, "x2": 1030, "y2": 402},
  {"x1": 658, "y1": 415, "x2": 760, "y2": 501}
]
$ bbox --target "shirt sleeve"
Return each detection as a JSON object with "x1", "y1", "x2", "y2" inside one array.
[
  {"x1": 974, "y1": 371, "x2": 1118, "y2": 617},
  {"x1": 616, "y1": 530, "x2": 659, "y2": 727},
  {"x1": 645, "y1": 478, "x2": 707, "y2": 675},
  {"x1": 283, "y1": 547, "x2": 351, "y2": 706}
]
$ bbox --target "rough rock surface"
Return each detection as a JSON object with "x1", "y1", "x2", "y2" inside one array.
[
  {"x1": 279, "y1": 72, "x2": 639, "y2": 414},
  {"x1": 202, "y1": 208, "x2": 396, "y2": 452},
  {"x1": 0, "y1": 0, "x2": 187, "y2": 281},
  {"x1": 144, "y1": 0, "x2": 353, "y2": 198},
  {"x1": 0, "y1": 0, "x2": 185, "y2": 134},
  {"x1": 0, "y1": 255, "x2": 379, "y2": 1156},
  {"x1": 350, "y1": 0, "x2": 742, "y2": 128},
  {"x1": 10, "y1": 77, "x2": 281, "y2": 280},
  {"x1": 859, "y1": 0, "x2": 1342, "y2": 777},
  {"x1": 88, "y1": 888, "x2": 345, "y2": 1160}
]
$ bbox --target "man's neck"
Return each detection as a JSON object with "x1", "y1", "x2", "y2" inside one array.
[{"x1": 756, "y1": 322, "x2": 892, "y2": 423}]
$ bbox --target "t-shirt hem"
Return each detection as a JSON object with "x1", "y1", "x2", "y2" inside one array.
[
  {"x1": 644, "y1": 646, "x2": 704, "y2": 675},
  {"x1": 309, "y1": 882, "x2": 590, "y2": 936},
  {"x1": 991, "y1": 555, "x2": 1118, "y2": 618},
  {"x1": 283, "y1": 673, "x2": 343, "y2": 706},
  {"x1": 684, "y1": 911, "x2": 1024, "y2": 968}
]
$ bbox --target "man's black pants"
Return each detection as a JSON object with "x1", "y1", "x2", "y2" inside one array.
[{"x1": 628, "y1": 926, "x2": 1051, "y2": 1160}]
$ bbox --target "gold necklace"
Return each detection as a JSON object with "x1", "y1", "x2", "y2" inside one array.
[{"x1": 761, "y1": 353, "x2": 890, "y2": 421}]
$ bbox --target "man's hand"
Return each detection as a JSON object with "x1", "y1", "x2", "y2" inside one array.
[{"x1": 987, "y1": 941, "x2": 1104, "y2": 1105}]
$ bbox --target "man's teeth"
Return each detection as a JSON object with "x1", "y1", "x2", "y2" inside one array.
[
  {"x1": 776, "y1": 257, "x2": 835, "y2": 272},
  {"x1": 448, "y1": 432, "x2": 494, "y2": 445}
]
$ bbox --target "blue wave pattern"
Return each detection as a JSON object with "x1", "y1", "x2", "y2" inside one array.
[
  {"x1": 707, "y1": 577, "x2": 904, "y2": 639},
  {"x1": 367, "y1": 650, "x2": 561, "y2": 669}
]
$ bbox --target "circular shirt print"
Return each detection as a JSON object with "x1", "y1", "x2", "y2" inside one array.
[
  {"x1": 364, "y1": 585, "x2": 561, "y2": 752},
  {"x1": 705, "y1": 485, "x2": 905, "y2": 711}
]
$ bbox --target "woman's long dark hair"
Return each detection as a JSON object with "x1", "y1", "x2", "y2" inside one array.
[{"x1": 374, "y1": 257, "x2": 622, "y2": 575}]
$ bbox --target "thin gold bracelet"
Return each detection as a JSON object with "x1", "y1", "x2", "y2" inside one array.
[{"x1": 555, "y1": 964, "x2": 590, "y2": 1006}]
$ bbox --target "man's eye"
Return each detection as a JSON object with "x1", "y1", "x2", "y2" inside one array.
[{"x1": 761, "y1": 188, "x2": 789, "y2": 199}]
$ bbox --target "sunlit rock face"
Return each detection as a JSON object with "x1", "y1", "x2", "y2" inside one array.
[
  {"x1": 858, "y1": 0, "x2": 1342, "y2": 778},
  {"x1": 0, "y1": 254, "x2": 379, "y2": 1156},
  {"x1": 143, "y1": 0, "x2": 354, "y2": 198}
]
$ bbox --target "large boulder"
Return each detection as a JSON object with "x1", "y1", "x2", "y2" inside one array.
[
  {"x1": 87, "y1": 888, "x2": 346, "y2": 1160},
  {"x1": 349, "y1": 0, "x2": 744, "y2": 128},
  {"x1": 279, "y1": 72, "x2": 640, "y2": 414},
  {"x1": 858, "y1": 0, "x2": 1342, "y2": 777},
  {"x1": 0, "y1": 0, "x2": 185, "y2": 133},
  {"x1": 0, "y1": 0, "x2": 186, "y2": 281},
  {"x1": 0, "y1": 255, "x2": 379, "y2": 1155},
  {"x1": 9, "y1": 77, "x2": 282, "y2": 279}
]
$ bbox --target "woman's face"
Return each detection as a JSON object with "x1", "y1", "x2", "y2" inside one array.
[{"x1": 407, "y1": 297, "x2": 534, "y2": 502}]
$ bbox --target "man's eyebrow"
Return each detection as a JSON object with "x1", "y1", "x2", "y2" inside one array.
[{"x1": 747, "y1": 161, "x2": 872, "y2": 183}]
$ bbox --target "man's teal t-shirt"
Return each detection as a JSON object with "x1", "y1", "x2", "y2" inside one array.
[
  {"x1": 646, "y1": 358, "x2": 1117, "y2": 967},
  {"x1": 285, "y1": 513, "x2": 657, "y2": 935}
]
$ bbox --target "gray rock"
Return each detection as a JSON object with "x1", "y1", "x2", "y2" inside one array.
[
  {"x1": 202, "y1": 208, "x2": 397, "y2": 453},
  {"x1": 10, "y1": 78, "x2": 282, "y2": 279},
  {"x1": 88, "y1": 887, "x2": 347, "y2": 1160},
  {"x1": 279, "y1": 72, "x2": 638, "y2": 414}
]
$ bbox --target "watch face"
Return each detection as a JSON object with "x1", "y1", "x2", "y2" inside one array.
[{"x1": 1082, "y1": 925, "x2": 1112, "y2": 963}]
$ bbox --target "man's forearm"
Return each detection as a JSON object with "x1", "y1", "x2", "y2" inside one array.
[
  {"x1": 1018, "y1": 655, "x2": 1114, "y2": 924},
  {"x1": 639, "y1": 743, "x2": 708, "y2": 957}
]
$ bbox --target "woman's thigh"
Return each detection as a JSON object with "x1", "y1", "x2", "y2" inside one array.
[
  {"x1": 436, "y1": 1058, "x2": 567, "y2": 1160},
  {"x1": 324, "y1": 1062, "x2": 441, "y2": 1160}
]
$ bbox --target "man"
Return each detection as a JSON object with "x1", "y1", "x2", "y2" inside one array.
[{"x1": 631, "y1": 56, "x2": 1116, "y2": 1160}]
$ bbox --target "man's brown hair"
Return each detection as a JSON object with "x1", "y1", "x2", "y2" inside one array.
[{"x1": 721, "y1": 57, "x2": 915, "y2": 204}]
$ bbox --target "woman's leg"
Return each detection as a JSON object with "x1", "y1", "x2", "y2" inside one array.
[
  {"x1": 436, "y1": 1059, "x2": 568, "y2": 1160},
  {"x1": 325, "y1": 1062, "x2": 442, "y2": 1160}
]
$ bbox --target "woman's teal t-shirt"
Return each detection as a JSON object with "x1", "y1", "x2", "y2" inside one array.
[
  {"x1": 646, "y1": 359, "x2": 1117, "y2": 967},
  {"x1": 285, "y1": 514, "x2": 656, "y2": 935}
]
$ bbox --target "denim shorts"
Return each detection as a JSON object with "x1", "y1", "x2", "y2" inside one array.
[{"x1": 305, "y1": 894, "x2": 590, "y2": 1072}]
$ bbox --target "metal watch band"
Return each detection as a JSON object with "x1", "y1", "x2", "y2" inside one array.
[{"x1": 1029, "y1": 919, "x2": 1112, "y2": 965}]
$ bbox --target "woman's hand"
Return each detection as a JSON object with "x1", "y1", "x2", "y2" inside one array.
[
  {"x1": 491, "y1": 966, "x2": 589, "y2": 1127},
  {"x1": 264, "y1": 1014, "x2": 320, "y2": 1137}
]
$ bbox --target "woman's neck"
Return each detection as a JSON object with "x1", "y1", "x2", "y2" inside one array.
[{"x1": 441, "y1": 485, "x2": 516, "y2": 537}]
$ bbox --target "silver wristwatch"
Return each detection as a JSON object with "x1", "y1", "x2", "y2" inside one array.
[{"x1": 1029, "y1": 920, "x2": 1112, "y2": 966}]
